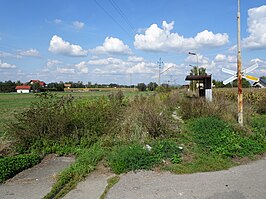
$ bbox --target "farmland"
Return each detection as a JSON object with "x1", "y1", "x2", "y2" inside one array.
[{"x1": 0, "y1": 90, "x2": 142, "y2": 135}]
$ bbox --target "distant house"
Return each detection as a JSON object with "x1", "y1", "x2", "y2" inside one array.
[
  {"x1": 64, "y1": 84, "x2": 71, "y2": 89},
  {"x1": 15, "y1": 85, "x2": 31, "y2": 93},
  {"x1": 253, "y1": 78, "x2": 266, "y2": 88},
  {"x1": 28, "y1": 80, "x2": 46, "y2": 87}
]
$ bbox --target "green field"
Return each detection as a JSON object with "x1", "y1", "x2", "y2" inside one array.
[{"x1": 0, "y1": 91, "x2": 142, "y2": 135}]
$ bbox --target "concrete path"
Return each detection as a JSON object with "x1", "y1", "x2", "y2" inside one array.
[
  {"x1": 106, "y1": 157, "x2": 266, "y2": 199},
  {"x1": 63, "y1": 168, "x2": 114, "y2": 199},
  {"x1": 0, "y1": 154, "x2": 74, "y2": 199}
]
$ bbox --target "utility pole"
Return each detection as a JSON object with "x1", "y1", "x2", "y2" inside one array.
[
  {"x1": 237, "y1": 0, "x2": 243, "y2": 126},
  {"x1": 157, "y1": 58, "x2": 163, "y2": 86}
]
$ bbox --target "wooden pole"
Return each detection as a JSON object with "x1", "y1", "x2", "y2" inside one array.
[{"x1": 237, "y1": 0, "x2": 243, "y2": 126}]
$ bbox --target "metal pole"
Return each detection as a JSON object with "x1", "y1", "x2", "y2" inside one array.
[
  {"x1": 237, "y1": 0, "x2": 243, "y2": 126},
  {"x1": 196, "y1": 54, "x2": 199, "y2": 75},
  {"x1": 158, "y1": 58, "x2": 163, "y2": 86}
]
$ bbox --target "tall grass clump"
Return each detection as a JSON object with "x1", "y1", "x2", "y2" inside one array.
[{"x1": 117, "y1": 94, "x2": 172, "y2": 143}]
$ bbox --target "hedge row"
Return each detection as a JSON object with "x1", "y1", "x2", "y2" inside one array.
[{"x1": 0, "y1": 154, "x2": 41, "y2": 183}]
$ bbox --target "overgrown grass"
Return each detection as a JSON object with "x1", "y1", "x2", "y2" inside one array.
[
  {"x1": 2, "y1": 89, "x2": 266, "y2": 198},
  {"x1": 187, "y1": 117, "x2": 265, "y2": 157}
]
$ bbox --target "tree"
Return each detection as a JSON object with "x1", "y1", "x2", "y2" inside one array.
[
  {"x1": 136, "y1": 83, "x2": 146, "y2": 91},
  {"x1": 189, "y1": 67, "x2": 207, "y2": 92},
  {"x1": 147, "y1": 82, "x2": 158, "y2": 91},
  {"x1": 232, "y1": 78, "x2": 251, "y2": 88},
  {"x1": 212, "y1": 80, "x2": 225, "y2": 88}
]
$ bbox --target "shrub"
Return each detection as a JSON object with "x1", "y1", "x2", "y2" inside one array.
[
  {"x1": 108, "y1": 143, "x2": 159, "y2": 174},
  {"x1": 8, "y1": 93, "x2": 75, "y2": 148},
  {"x1": 8, "y1": 93, "x2": 124, "y2": 151},
  {"x1": 0, "y1": 154, "x2": 41, "y2": 182}
]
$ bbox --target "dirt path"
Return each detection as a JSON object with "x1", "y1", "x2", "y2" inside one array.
[
  {"x1": 0, "y1": 154, "x2": 74, "y2": 199},
  {"x1": 106, "y1": 157, "x2": 266, "y2": 199}
]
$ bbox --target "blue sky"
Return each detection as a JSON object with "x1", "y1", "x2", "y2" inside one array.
[{"x1": 0, "y1": 0, "x2": 266, "y2": 85}]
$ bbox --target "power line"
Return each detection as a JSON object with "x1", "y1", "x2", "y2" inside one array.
[
  {"x1": 109, "y1": 0, "x2": 135, "y2": 32},
  {"x1": 94, "y1": 0, "x2": 134, "y2": 39}
]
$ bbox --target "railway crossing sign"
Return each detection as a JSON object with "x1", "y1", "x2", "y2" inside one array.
[{"x1": 222, "y1": 63, "x2": 259, "y2": 85}]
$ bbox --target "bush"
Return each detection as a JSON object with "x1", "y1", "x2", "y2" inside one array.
[
  {"x1": 0, "y1": 154, "x2": 41, "y2": 182},
  {"x1": 108, "y1": 143, "x2": 159, "y2": 174},
  {"x1": 8, "y1": 93, "x2": 124, "y2": 151},
  {"x1": 108, "y1": 140, "x2": 183, "y2": 174},
  {"x1": 188, "y1": 117, "x2": 265, "y2": 157}
]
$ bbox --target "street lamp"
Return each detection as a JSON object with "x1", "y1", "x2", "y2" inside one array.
[{"x1": 188, "y1": 52, "x2": 199, "y2": 75}]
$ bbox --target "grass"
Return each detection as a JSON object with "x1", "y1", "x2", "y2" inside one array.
[{"x1": 100, "y1": 175, "x2": 120, "y2": 199}]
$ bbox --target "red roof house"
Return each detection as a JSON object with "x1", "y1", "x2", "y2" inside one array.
[{"x1": 15, "y1": 85, "x2": 31, "y2": 93}]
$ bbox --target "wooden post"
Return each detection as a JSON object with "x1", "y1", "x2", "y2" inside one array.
[{"x1": 237, "y1": 0, "x2": 243, "y2": 126}]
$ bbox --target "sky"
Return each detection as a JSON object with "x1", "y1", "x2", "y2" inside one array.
[{"x1": 0, "y1": 0, "x2": 266, "y2": 85}]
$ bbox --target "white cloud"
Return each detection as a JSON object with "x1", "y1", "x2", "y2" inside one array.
[
  {"x1": 214, "y1": 54, "x2": 226, "y2": 62},
  {"x1": 73, "y1": 21, "x2": 85, "y2": 30},
  {"x1": 228, "y1": 45, "x2": 237, "y2": 54},
  {"x1": 56, "y1": 67, "x2": 75, "y2": 74},
  {"x1": 227, "y1": 55, "x2": 236, "y2": 63},
  {"x1": 185, "y1": 53, "x2": 209, "y2": 65},
  {"x1": 47, "y1": 59, "x2": 62, "y2": 67},
  {"x1": 49, "y1": 35, "x2": 87, "y2": 57},
  {"x1": 90, "y1": 57, "x2": 156, "y2": 75},
  {"x1": 0, "y1": 51, "x2": 12, "y2": 58},
  {"x1": 0, "y1": 60, "x2": 16, "y2": 68},
  {"x1": 134, "y1": 21, "x2": 229, "y2": 52},
  {"x1": 194, "y1": 30, "x2": 228, "y2": 47},
  {"x1": 127, "y1": 62, "x2": 155, "y2": 74},
  {"x1": 128, "y1": 56, "x2": 144, "y2": 62},
  {"x1": 75, "y1": 61, "x2": 89, "y2": 73},
  {"x1": 54, "y1": 19, "x2": 62, "y2": 24},
  {"x1": 243, "y1": 5, "x2": 266, "y2": 49},
  {"x1": 91, "y1": 37, "x2": 132, "y2": 55},
  {"x1": 19, "y1": 48, "x2": 40, "y2": 57}
]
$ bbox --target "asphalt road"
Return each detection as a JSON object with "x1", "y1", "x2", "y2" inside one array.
[
  {"x1": 0, "y1": 156, "x2": 265, "y2": 199},
  {"x1": 106, "y1": 157, "x2": 266, "y2": 199}
]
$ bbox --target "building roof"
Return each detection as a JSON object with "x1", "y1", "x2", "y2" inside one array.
[
  {"x1": 260, "y1": 78, "x2": 266, "y2": 86},
  {"x1": 185, "y1": 75, "x2": 212, "y2": 81},
  {"x1": 29, "y1": 80, "x2": 46, "y2": 86},
  {"x1": 15, "y1": 85, "x2": 31, "y2": 90}
]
